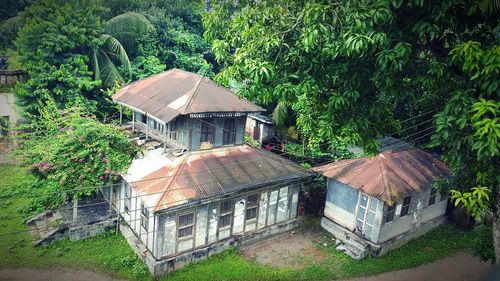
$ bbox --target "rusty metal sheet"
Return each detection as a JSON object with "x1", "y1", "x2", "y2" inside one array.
[
  {"x1": 313, "y1": 148, "x2": 450, "y2": 203},
  {"x1": 112, "y1": 69, "x2": 263, "y2": 123},
  {"x1": 129, "y1": 145, "x2": 311, "y2": 212}
]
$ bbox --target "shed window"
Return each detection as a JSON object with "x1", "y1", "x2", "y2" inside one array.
[
  {"x1": 429, "y1": 189, "x2": 437, "y2": 206},
  {"x1": 400, "y1": 196, "x2": 411, "y2": 216},
  {"x1": 178, "y1": 213, "x2": 194, "y2": 238},
  {"x1": 222, "y1": 118, "x2": 236, "y2": 145},
  {"x1": 124, "y1": 184, "x2": 131, "y2": 214},
  {"x1": 140, "y1": 203, "x2": 149, "y2": 230},
  {"x1": 169, "y1": 119, "x2": 178, "y2": 140},
  {"x1": 219, "y1": 201, "x2": 233, "y2": 228},
  {"x1": 385, "y1": 204, "x2": 396, "y2": 223},
  {"x1": 245, "y1": 194, "x2": 259, "y2": 221},
  {"x1": 200, "y1": 118, "x2": 215, "y2": 143}
]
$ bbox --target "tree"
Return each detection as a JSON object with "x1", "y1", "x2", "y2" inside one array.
[
  {"x1": 204, "y1": 0, "x2": 404, "y2": 153},
  {"x1": 92, "y1": 11, "x2": 155, "y2": 87},
  {"x1": 16, "y1": 99, "x2": 137, "y2": 214},
  {"x1": 12, "y1": 0, "x2": 155, "y2": 117},
  {"x1": 14, "y1": 0, "x2": 104, "y2": 117},
  {"x1": 205, "y1": 0, "x2": 500, "y2": 262},
  {"x1": 432, "y1": 41, "x2": 500, "y2": 262}
]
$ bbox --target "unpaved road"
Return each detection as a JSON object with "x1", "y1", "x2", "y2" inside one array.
[
  {"x1": 0, "y1": 252, "x2": 491, "y2": 281},
  {"x1": 0, "y1": 267, "x2": 125, "y2": 281},
  {"x1": 342, "y1": 251, "x2": 491, "y2": 281}
]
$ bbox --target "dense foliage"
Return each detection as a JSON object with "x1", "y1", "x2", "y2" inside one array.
[
  {"x1": 13, "y1": 0, "x2": 104, "y2": 116},
  {"x1": 16, "y1": 100, "x2": 136, "y2": 213}
]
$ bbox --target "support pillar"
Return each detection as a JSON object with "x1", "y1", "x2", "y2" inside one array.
[
  {"x1": 72, "y1": 195, "x2": 78, "y2": 226},
  {"x1": 132, "y1": 111, "x2": 135, "y2": 132},
  {"x1": 119, "y1": 106, "x2": 123, "y2": 125}
]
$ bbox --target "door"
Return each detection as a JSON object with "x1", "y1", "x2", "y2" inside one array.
[{"x1": 356, "y1": 193, "x2": 378, "y2": 239}]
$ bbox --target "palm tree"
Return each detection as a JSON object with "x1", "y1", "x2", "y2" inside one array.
[
  {"x1": 91, "y1": 12, "x2": 154, "y2": 87},
  {"x1": 1, "y1": 11, "x2": 153, "y2": 87}
]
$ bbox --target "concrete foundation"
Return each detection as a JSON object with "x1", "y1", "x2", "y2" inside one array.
[
  {"x1": 121, "y1": 218, "x2": 299, "y2": 277},
  {"x1": 321, "y1": 215, "x2": 448, "y2": 259}
]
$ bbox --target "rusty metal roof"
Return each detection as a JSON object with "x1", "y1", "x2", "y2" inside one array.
[
  {"x1": 112, "y1": 69, "x2": 264, "y2": 123},
  {"x1": 129, "y1": 145, "x2": 312, "y2": 212},
  {"x1": 312, "y1": 148, "x2": 450, "y2": 203}
]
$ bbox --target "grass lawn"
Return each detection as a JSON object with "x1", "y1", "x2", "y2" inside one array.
[{"x1": 0, "y1": 164, "x2": 474, "y2": 281}]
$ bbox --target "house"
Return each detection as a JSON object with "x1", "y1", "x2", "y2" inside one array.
[
  {"x1": 312, "y1": 145, "x2": 450, "y2": 259},
  {"x1": 245, "y1": 113, "x2": 276, "y2": 144},
  {"x1": 0, "y1": 70, "x2": 26, "y2": 163},
  {"x1": 110, "y1": 69, "x2": 312, "y2": 276}
]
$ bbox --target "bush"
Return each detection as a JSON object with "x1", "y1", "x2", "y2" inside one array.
[
  {"x1": 15, "y1": 100, "x2": 137, "y2": 212},
  {"x1": 471, "y1": 225, "x2": 495, "y2": 263}
]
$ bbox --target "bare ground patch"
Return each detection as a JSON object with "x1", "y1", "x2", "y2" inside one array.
[{"x1": 240, "y1": 230, "x2": 328, "y2": 269}]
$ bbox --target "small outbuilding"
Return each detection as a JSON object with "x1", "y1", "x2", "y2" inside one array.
[
  {"x1": 313, "y1": 146, "x2": 450, "y2": 259},
  {"x1": 245, "y1": 113, "x2": 276, "y2": 144}
]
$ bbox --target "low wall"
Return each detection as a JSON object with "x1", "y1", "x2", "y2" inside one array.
[
  {"x1": 0, "y1": 70, "x2": 27, "y2": 86},
  {"x1": 122, "y1": 218, "x2": 298, "y2": 277},
  {"x1": 68, "y1": 219, "x2": 117, "y2": 241}
]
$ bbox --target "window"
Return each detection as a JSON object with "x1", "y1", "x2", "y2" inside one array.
[
  {"x1": 124, "y1": 184, "x2": 131, "y2": 214},
  {"x1": 429, "y1": 189, "x2": 437, "y2": 205},
  {"x1": 223, "y1": 118, "x2": 236, "y2": 145},
  {"x1": 178, "y1": 213, "x2": 194, "y2": 239},
  {"x1": 385, "y1": 204, "x2": 396, "y2": 223},
  {"x1": 169, "y1": 119, "x2": 178, "y2": 140},
  {"x1": 200, "y1": 118, "x2": 215, "y2": 143},
  {"x1": 140, "y1": 203, "x2": 149, "y2": 230},
  {"x1": 219, "y1": 201, "x2": 233, "y2": 228},
  {"x1": 245, "y1": 194, "x2": 259, "y2": 221},
  {"x1": 400, "y1": 196, "x2": 411, "y2": 216}
]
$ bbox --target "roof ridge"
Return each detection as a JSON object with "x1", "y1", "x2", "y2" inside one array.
[
  {"x1": 182, "y1": 75, "x2": 204, "y2": 114},
  {"x1": 153, "y1": 155, "x2": 188, "y2": 212},
  {"x1": 377, "y1": 155, "x2": 390, "y2": 202}
]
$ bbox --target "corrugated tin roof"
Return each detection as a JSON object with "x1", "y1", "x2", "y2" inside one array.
[
  {"x1": 112, "y1": 69, "x2": 264, "y2": 123},
  {"x1": 312, "y1": 148, "x2": 450, "y2": 204},
  {"x1": 128, "y1": 145, "x2": 312, "y2": 212}
]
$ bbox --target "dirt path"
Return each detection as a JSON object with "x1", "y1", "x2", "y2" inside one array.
[
  {"x1": 241, "y1": 230, "x2": 326, "y2": 268},
  {"x1": 0, "y1": 267, "x2": 126, "y2": 281},
  {"x1": 342, "y1": 251, "x2": 491, "y2": 281}
]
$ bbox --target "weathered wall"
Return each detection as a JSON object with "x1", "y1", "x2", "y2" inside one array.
[
  {"x1": 324, "y1": 180, "x2": 359, "y2": 230},
  {"x1": 188, "y1": 116, "x2": 246, "y2": 150},
  {"x1": 0, "y1": 70, "x2": 27, "y2": 86},
  {"x1": 154, "y1": 182, "x2": 301, "y2": 259},
  {"x1": 122, "y1": 216, "x2": 298, "y2": 277},
  {"x1": 378, "y1": 186, "x2": 446, "y2": 243}
]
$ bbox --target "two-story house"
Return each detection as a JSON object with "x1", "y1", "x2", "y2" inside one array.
[{"x1": 111, "y1": 69, "x2": 312, "y2": 277}]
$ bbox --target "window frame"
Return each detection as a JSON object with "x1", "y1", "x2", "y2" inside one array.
[
  {"x1": 384, "y1": 204, "x2": 396, "y2": 223},
  {"x1": 218, "y1": 200, "x2": 233, "y2": 230},
  {"x1": 177, "y1": 212, "x2": 195, "y2": 240},
  {"x1": 200, "y1": 118, "x2": 215, "y2": 144},
  {"x1": 400, "y1": 196, "x2": 411, "y2": 216},
  {"x1": 124, "y1": 184, "x2": 131, "y2": 215},
  {"x1": 429, "y1": 188, "x2": 437, "y2": 205},
  {"x1": 140, "y1": 202, "x2": 149, "y2": 231},
  {"x1": 222, "y1": 118, "x2": 236, "y2": 145},
  {"x1": 245, "y1": 194, "x2": 259, "y2": 222}
]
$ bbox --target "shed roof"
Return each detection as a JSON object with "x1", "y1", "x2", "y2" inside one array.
[
  {"x1": 312, "y1": 148, "x2": 450, "y2": 204},
  {"x1": 125, "y1": 145, "x2": 312, "y2": 212},
  {"x1": 112, "y1": 69, "x2": 263, "y2": 123}
]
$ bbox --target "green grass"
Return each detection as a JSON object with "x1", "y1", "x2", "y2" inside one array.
[{"x1": 0, "y1": 164, "x2": 475, "y2": 281}]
